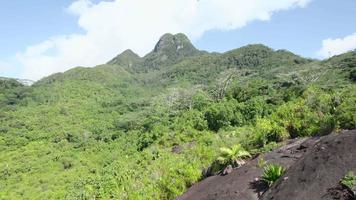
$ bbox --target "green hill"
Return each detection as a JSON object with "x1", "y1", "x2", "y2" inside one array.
[{"x1": 0, "y1": 33, "x2": 355, "y2": 199}]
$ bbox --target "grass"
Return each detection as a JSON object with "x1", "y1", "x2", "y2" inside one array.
[{"x1": 261, "y1": 163, "x2": 286, "y2": 186}]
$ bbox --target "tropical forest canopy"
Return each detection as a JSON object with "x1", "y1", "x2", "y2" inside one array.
[{"x1": 0, "y1": 33, "x2": 355, "y2": 199}]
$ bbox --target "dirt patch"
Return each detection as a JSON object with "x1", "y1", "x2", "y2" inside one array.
[{"x1": 322, "y1": 184, "x2": 355, "y2": 200}]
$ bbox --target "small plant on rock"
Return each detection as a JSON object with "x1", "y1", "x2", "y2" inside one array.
[
  {"x1": 261, "y1": 163, "x2": 286, "y2": 187},
  {"x1": 341, "y1": 171, "x2": 356, "y2": 192},
  {"x1": 217, "y1": 144, "x2": 251, "y2": 168},
  {"x1": 257, "y1": 158, "x2": 267, "y2": 168}
]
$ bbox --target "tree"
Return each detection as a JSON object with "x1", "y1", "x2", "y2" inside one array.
[{"x1": 205, "y1": 102, "x2": 235, "y2": 131}]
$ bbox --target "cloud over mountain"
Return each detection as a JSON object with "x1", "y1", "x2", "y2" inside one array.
[
  {"x1": 17, "y1": 0, "x2": 311, "y2": 80},
  {"x1": 318, "y1": 33, "x2": 356, "y2": 59}
]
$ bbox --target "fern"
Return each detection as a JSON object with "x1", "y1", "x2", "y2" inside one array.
[
  {"x1": 217, "y1": 144, "x2": 251, "y2": 167},
  {"x1": 261, "y1": 163, "x2": 286, "y2": 186}
]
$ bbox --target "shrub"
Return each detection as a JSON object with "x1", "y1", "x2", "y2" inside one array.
[
  {"x1": 174, "y1": 110, "x2": 208, "y2": 131},
  {"x1": 341, "y1": 171, "x2": 356, "y2": 191},
  {"x1": 192, "y1": 91, "x2": 212, "y2": 111},
  {"x1": 336, "y1": 87, "x2": 356, "y2": 129},
  {"x1": 257, "y1": 158, "x2": 267, "y2": 168},
  {"x1": 61, "y1": 158, "x2": 74, "y2": 170},
  {"x1": 261, "y1": 163, "x2": 286, "y2": 186},
  {"x1": 217, "y1": 144, "x2": 251, "y2": 168},
  {"x1": 205, "y1": 102, "x2": 235, "y2": 131},
  {"x1": 274, "y1": 96, "x2": 335, "y2": 138},
  {"x1": 350, "y1": 69, "x2": 356, "y2": 82},
  {"x1": 253, "y1": 118, "x2": 288, "y2": 147}
]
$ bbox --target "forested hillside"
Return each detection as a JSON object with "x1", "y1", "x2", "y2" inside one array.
[{"x1": 0, "y1": 33, "x2": 355, "y2": 199}]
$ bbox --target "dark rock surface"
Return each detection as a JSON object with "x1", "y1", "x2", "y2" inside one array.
[
  {"x1": 178, "y1": 130, "x2": 356, "y2": 200},
  {"x1": 177, "y1": 137, "x2": 320, "y2": 200}
]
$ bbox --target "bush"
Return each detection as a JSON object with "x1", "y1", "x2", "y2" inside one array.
[
  {"x1": 275, "y1": 97, "x2": 335, "y2": 138},
  {"x1": 253, "y1": 118, "x2": 287, "y2": 147},
  {"x1": 341, "y1": 171, "x2": 356, "y2": 191},
  {"x1": 174, "y1": 110, "x2": 208, "y2": 131},
  {"x1": 217, "y1": 144, "x2": 251, "y2": 168},
  {"x1": 192, "y1": 91, "x2": 212, "y2": 111},
  {"x1": 61, "y1": 158, "x2": 74, "y2": 170},
  {"x1": 350, "y1": 69, "x2": 356, "y2": 82},
  {"x1": 261, "y1": 163, "x2": 286, "y2": 186},
  {"x1": 205, "y1": 102, "x2": 235, "y2": 131},
  {"x1": 336, "y1": 87, "x2": 356, "y2": 129}
]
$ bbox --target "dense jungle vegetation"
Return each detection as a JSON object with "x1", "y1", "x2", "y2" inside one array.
[{"x1": 0, "y1": 33, "x2": 355, "y2": 199}]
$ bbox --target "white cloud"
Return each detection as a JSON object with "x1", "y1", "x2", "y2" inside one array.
[
  {"x1": 17, "y1": 0, "x2": 312, "y2": 80},
  {"x1": 318, "y1": 33, "x2": 356, "y2": 59}
]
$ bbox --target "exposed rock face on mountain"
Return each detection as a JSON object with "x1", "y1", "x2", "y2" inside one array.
[
  {"x1": 143, "y1": 33, "x2": 203, "y2": 69},
  {"x1": 152, "y1": 33, "x2": 199, "y2": 55},
  {"x1": 107, "y1": 33, "x2": 203, "y2": 71}
]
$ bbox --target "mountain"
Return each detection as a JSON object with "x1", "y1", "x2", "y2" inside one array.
[
  {"x1": 0, "y1": 76, "x2": 34, "y2": 86},
  {"x1": 0, "y1": 77, "x2": 28, "y2": 106},
  {"x1": 0, "y1": 33, "x2": 355, "y2": 199},
  {"x1": 144, "y1": 33, "x2": 202, "y2": 65},
  {"x1": 107, "y1": 49, "x2": 142, "y2": 67},
  {"x1": 108, "y1": 33, "x2": 203, "y2": 72},
  {"x1": 0, "y1": 77, "x2": 24, "y2": 87}
]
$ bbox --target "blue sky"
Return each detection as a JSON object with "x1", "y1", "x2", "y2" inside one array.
[
  {"x1": 196, "y1": 0, "x2": 356, "y2": 58},
  {"x1": 0, "y1": 0, "x2": 355, "y2": 80}
]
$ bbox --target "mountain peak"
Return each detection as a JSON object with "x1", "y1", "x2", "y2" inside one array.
[
  {"x1": 108, "y1": 49, "x2": 141, "y2": 67},
  {"x1": 121, "y1": 49, "x2": 138, "y2": 56},
  {"x1": 153, "y1": 33, "x2": 196, "y2": 54},
  {"x1": 143, "y1": 33, "x2": 201, "y2": 68}
]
